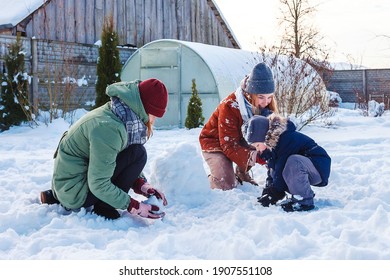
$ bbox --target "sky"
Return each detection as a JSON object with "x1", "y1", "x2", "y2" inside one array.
[
  {"x1": 0, "y1": 103, "x2": 389, "y2": 278},
  {"x1": 214, "y1": 0, "x2": 390, "y2": 69}
]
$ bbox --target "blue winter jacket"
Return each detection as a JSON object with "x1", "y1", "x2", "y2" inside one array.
[{"x1": 260, "y1": 115, "x2": 331, "y2": 193}]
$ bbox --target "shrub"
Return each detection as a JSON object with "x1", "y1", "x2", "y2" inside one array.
[
  {"x1": 95, "y1": 16, "x2": 121, "y2": 108},
  {"x1": 0, "y1": 35, "x2": 33, "y2": 131},
  {"x1": 185, "y1": 79, "x2": 204, "y2": 129},
  {"x1": 259, "y1": 51, "x2": 334, "y2": 130}
]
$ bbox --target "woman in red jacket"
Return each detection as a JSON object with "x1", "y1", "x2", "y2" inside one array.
[{"x1": 199, "y1": 62, "x2": 279, "y2": 190}]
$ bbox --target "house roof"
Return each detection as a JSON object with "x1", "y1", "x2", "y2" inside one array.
[
  {"x1": 0, "y1": 0, "x2": 240, "y2": 48},
  {"x1": 206, "y1": 0, "x2": 240, "y2": 48},
  {"x1": 0, "y1": 0, "x2": 45, "y2": 26}
]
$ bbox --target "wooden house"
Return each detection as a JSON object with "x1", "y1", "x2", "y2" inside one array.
[
  {"x1": 0, "y1": 0, "x2": 240, "y2": 49},
  {"x1": 0, "y1": 0, "x2": 241, "y2": 114}
]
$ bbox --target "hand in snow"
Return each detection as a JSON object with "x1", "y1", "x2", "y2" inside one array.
[
  {"x1": 132, "y1": 178, "x2": 168, "y2": 206},
  {"x1": 127, "y1": 198, "x2": 165, "y2": 219},
  {"x1": 257, "y1": 187, "x2": 285, "y2": 207}
]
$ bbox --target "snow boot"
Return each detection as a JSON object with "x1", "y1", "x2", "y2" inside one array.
[
  {"x1": 281, "y1": 200, "x2": 315, "y2": 212},
  {"x1": 235, "y1": 166, "x2": 258, "y2": 186},
  {"x1": 40, "y1": 190, "x2": 60, "y2": 205}
]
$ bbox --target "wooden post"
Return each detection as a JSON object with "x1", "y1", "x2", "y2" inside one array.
[
  {"x1": 31, "y1": 38, "x2": 39, "y2": 115},
  {"x1": 363, "y1": 69, "x2": 368, "y2": 102}
]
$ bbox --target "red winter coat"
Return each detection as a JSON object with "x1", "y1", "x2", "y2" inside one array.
[{"x1": 199, "y1": 92, "x2": 254, "y2": 171}]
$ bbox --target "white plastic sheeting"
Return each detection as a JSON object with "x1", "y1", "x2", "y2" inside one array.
[
  {"x1": 121, "y1": 39, "x2": 326, "y2": 128},
  {"x1": 122, "y1": 39, "x2": 263, "y2": 127}
]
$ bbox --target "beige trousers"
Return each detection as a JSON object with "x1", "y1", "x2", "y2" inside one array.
[{"x1": 202, "y1": 151, "x2": 237, "y2": 190}]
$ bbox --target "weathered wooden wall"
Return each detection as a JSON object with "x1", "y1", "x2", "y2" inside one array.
[{"x1": 18, "y1": 0, "x2": 238, "y2": 49}]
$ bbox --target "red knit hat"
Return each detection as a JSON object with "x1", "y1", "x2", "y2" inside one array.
[{"x1": 138, "y1": 78, "x2": 168, "y2": 117}]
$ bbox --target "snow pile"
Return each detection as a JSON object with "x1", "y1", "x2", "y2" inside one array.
[{"x1": 0, "y1": 106, "x2": 389, "y2": 260}]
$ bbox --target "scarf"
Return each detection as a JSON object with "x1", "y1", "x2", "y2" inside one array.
[
  {"x1": 234, "y1": 87, "x2": 254, "y2": 122},
  {"x1": 111, "y1": 96, "x2": 147, "y2": 147}
]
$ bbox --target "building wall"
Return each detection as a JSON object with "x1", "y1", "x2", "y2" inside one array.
[
  {"x1": 0, "y1": 35, "x2": 136, "y2": 110},
  {"x1": 14, "y1": 0, "x2": 238, "y2": 49}
]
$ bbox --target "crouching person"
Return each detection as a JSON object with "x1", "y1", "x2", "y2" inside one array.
[
  {"x1": 242, "y1": 114, "x2": 331, "y2": 212},
  {"x1": 40, "y1": 79, "x2": 169, "y2": 220}
]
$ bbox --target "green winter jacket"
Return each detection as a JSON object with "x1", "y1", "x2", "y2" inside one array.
[{"x1": 52, "y1": 81, "x2": 148, "y2": 210}]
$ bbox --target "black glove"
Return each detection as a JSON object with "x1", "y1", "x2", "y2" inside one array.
[
  {"x1": 257, "y1": 187, "x2": 286, "y2": 207},
  {"x1": 259, "y1": 149, "x2": 272, "y2": 161},
  {"x1": 265, "y1": 175, "x2": 273, "y2": 189}
]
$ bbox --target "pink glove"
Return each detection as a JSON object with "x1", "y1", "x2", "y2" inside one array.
[
  {"x1": 133, "y1": 178, "x2": 168, "y2": 206},
  {"x1": 127, "y1": 198, "x2": 165, "y2": 219}
]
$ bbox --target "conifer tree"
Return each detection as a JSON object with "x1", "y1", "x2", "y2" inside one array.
[
  {"x1": 95, "y1": 16, "x2": 122, "y2": 108},
  {"x1": 0, "y1": 35, "x2": 30, "y2": 132},
  {"x1": 185, "y1": 79, "x2": 204, "y2": 129}
]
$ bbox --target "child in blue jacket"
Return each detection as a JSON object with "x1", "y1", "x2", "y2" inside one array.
[{"x1": 242, "y1": 114, "x2": 331, "y2": 212}]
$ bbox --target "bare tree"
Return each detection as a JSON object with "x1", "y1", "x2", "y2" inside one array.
[
  {"x1": 258, "y1": 50, "x2": 334, "y2": 130},
  {"x1": 278, "y1": 0, "x2": 329, "y2": 61},
  {"x1": 41, "y1": 42, "x2": 85, "y2": 124},
  {"x1": 345, "y1": 53, "x2": 364, "y2": 70},
  {"x1": 256, "y1": 0, "x2": 335, "y2": 130},
  {"x1": 378, "y1": 34, "x2": 390, "y2": 40}
]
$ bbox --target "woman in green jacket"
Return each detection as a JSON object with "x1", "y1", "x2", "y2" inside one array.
[{"x1": 40, "y1": 79, "x2": 168, "y2": 220}]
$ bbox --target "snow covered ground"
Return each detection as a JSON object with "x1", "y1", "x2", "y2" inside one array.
[{"x1": 0, "y1": 106, "x2": 389, "y2": 264}]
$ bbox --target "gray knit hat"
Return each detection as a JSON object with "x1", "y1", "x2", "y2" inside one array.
[
  {"x1": 242, "y1": 115, "x2": 270, "y2": 143},
  {"x1": 243, "y1": 62, "x2": 275, "y2": 94}
]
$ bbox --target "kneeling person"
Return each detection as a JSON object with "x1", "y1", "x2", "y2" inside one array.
[{"x1": 243, "y1": 114, "x2": 331, "y2": 212}]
